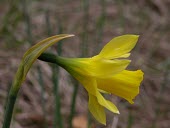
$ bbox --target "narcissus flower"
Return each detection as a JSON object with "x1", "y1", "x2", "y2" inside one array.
[{"x1": 39, "y1": 35, "x2": 144, "y2": 125}]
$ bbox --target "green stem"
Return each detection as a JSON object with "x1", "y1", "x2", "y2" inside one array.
[
  {"x1": 81, "y1": 0, "x2": 89, "y2": 57},
  {"x1": 127, "y1": 110, "x2": 133, "y2": 128},
  {"x1": 52, "y1": 65, "x2": 63, "y2": 128},
  {"x1": 2, "y1": 92, "x2": 17, "y2": 128},
  {"x1": 68, "y1": 81, "x2": 79, "y2": 128},
  {"x1": 87, "y1": 111, "x2": 92, "y2": 128},
  {"x1": 45, "y1": 9, "x2": 52, "y2": 36},
  {"x1": 21, "y1": 0, "x2": 32, "y2": 44},
  {"x1": 95, "y1": 0, "x2": 106, "y2": 54},
  {"x1": 38, "y1": 66, "x2": 48, "y2": 128},
  {"x1": 2, "y1": 64, "x2": 24, "y2": 128},
  {"x1": 53, "y1": 15, "x2": 63, "y2": 128},
  {"x1": 38, "y1": 53, "x2": 67, "y2": 68}
]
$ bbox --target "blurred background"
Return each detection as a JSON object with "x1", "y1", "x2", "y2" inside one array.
[{"x1": 0, "y1": 0, "x2": 170, "y2": 128}]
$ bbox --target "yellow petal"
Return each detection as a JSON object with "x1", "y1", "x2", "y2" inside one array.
[
  {"x1": 95, "y1": 35, "x2": 139, "y2": 59},
  {"x1": 97, "y1": 70, "x2": 144, "y2": 103},
  {"x1": 69, "y1": 74, "x2": 107, "y2": 124},
  {"x1": 96, "y1": 91, "x2": 119, "y2": 114},
  {"x1": 88, "y1": 59, "x2": 131, "y2": 77},
  {"x1": 69, "y1": 73, "x2": 97, "y2": 96},
  {"x1": 69, "y1": 71, "x2": 119, "y2": 124},
  {"x1": 88, "y1": 94, "x2": 106, "y2": 125},
  {"x1": 119, "y1": 53, "x2": 131, "y2": 58},
  {"x1": 98, "y1": 89, "x2": 111, "y2": 94}
]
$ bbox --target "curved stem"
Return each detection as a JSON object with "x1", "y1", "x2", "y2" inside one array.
[
  {"x1": 38, "y1": 53, "x2": 62, "y2": 66},
  {"x1": 2, "y1": 64, "x2": 24, "y2": 128}
]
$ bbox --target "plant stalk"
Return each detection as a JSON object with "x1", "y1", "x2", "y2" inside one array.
[
  {"x1": 68, "y1": 81, "x2": 79, "y2": 128},
  {"x1": 38, "y1": 66, "x2": 48, "y2": 128},
  {"x1": 2, "y1": 92, "x2": 17, "y2": 128},
  {"x1": 52, "y1": 65, "x2": 63, "y2": 128},
  {"x1": 2, "y1": 64, "x2": 24, "y2": 128}
]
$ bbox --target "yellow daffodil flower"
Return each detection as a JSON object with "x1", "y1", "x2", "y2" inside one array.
[{"x1": 39, "y1": 34, "x2": 144, "y2": 125}]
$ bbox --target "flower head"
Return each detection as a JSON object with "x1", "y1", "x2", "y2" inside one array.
[{"x1": 40, "y1": 35, "x2": 144, "y2": 125}]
